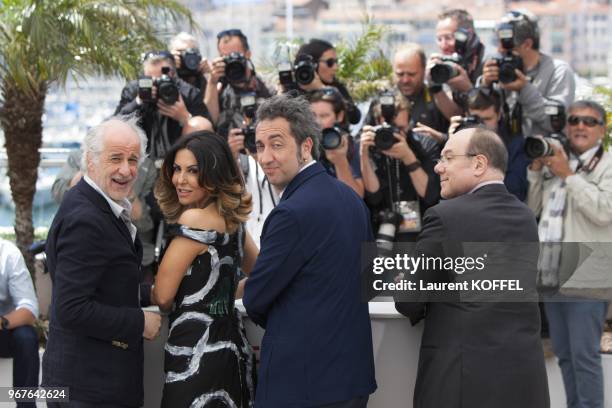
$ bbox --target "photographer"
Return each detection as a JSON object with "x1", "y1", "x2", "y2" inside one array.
[
  {"x1": 226, "y1": 96, "x2": 278, "y2": 248},
  {"x1": 448, "y1": 87, "x2": 530, "y2": 200},
  {"x1": 527, "y1": 100, "x2": 611, "y2": 408},
  {"x1": 480, "y1": 10, "x2": 575, "y2": 138},
  {"x1": 293, "y1": 39, "x2": 361, "y2": 125},
  {"x1": 205, "y1": 28, "x2": 272, "y2": 136},
  {"x1": 169, "y1": 32, "x2": 208, "y2": 94},
  {"x1": 114, "y1": 51, "x2": 211, "y2": 161},
  {"x1": 428, "y1": 9, "x2": 485, "y2": 114},
  {"x1": 307, "y1": 87, "x2": 364, "y2": 197},
  {"x1": 360, "y1": 91, "x2": 440, "y2": 242},
  {"x1": 384, "y1": 43, "x2": 450, "y2": 157}
]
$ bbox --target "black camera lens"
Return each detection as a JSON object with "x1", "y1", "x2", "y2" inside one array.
[
  {"x1": 496, "y1": 53, "x2": 523, "y2": 84},
  {"x1": 524, "y1": 137, "x2": 554, "y2": 159},
  {"x1": 431, "y1": 62, "x2": 457, "y2": 84},
  {"x1": 224, "y1": 52, "x2": 248, "y2": 84},
  {"x1": 181, "y1": 48, "x2": 201, "y2": 73},
  {"x1": 374, "y1": 125, "x2": 398, "y2": 150},
  {"x1": 294, "y1": 59, "x2": 316, "y2": 85},
  {"x1": 155, "y1": 68, "x2": 179, "y2": 105},
  {"x1": 242, "y1": 125, "x2": 256, "y2": 153},
  {"x1": 321, "y1": 127, "x2": 343, "y2": 150}
]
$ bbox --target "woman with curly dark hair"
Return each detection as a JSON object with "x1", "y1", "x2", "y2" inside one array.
[{"x1": 152, "y1": 131, "x2": 257, "y2": 407}]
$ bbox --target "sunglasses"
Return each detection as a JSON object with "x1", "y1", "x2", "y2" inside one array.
[
  {"x1": 567, "y1": 115, "x2": 604, "y2": 127},
  {"x1": 319, "y1": 58, "x2": 338, "y2": 68},
  {"x1": 217, "y1": 29, "x2": 246, "y2": 40},
  {"x1": 141, "y1": 50, "x2": 173, "y2": 63}
]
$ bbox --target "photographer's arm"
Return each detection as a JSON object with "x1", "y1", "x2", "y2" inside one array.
[
  {"x1": 432, "y1": 89, "x2": 464, "y2": 120},
  {"x1": 565, "y1": 165, "x2": 612, "y2": 226},
  {"x1": 203, "y1": 58, "x2": 225, "y2": 125},
  {"x1": 359, "y1": 128, "x2": 381, "y2": 194}
]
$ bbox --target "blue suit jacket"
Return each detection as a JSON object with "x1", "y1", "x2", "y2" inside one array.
[
  {"x1": 42, "y1": 179, "x2": 145, "y2": 407},
  {"x1": 243, "y1": 162, "x2": 377, "y2": 407}
]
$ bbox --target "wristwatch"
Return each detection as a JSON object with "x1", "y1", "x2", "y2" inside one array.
[
  {"x1": 405, "y1": 160, "x2": 421, "y2": 172},
  {"x1": 1, "y1": 316, "x2": 9, "y2": 330}
]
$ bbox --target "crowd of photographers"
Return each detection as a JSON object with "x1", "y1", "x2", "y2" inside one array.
[{"x1": 36, "y1": 6, "x2": 612, "y2": 407}]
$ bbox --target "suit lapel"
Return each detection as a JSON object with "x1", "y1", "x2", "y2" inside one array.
[
  {"x1": 281, "y1": 162, "x2": 326, "y2": 202},
  {"x1": 77, "y1": 179, "x2": 137, "y2": 254}
]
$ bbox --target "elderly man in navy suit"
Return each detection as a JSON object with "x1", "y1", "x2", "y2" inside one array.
[
  {"x1": 243, "y1": 94, "x2": 377, "y2": 408},
  {"x1": 43, "y1": 116, "x2": 161, "y2": 408}
]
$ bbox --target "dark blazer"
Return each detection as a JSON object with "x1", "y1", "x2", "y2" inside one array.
[
  {"x1": 243, "y1": 163, "x2": 377, "y2": 407},
  {"x1": 396, "y1": 183, "x2": 549, "y2": 408},
  {"x1": 42, "y1": 179, "x2": 145, "y2": 407}
]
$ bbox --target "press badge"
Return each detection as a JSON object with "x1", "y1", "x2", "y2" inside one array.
[{"x1": 397, "y1": 200, "x2": 421, "y2": 233}]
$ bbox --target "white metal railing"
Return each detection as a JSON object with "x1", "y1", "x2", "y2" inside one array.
[{"x1": 0, "y1": 148, "x2": 77, "y2": 168}]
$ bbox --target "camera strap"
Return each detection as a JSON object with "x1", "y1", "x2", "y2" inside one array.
[{"x1": 576, "y1": 144, "x2": 604, "y2": 174}]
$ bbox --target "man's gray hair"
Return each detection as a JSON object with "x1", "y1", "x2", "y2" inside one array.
[
  {"x1": 81, "y1": 114, "x2": 148, "y2": 173},
  {"x1": 255, "y1": 94, "x2": 321, "y2": 159},
  {"x1": 465, "y1": 128, "x2": 508, "y2": 174},
  {"x1": 169, "y1": 32, "x2": 198, "y2": 51},
  {"x1": 569, "y1": 100, "x2": 606, "y2": 123}
]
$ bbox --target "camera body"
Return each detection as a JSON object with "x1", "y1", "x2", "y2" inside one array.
[
  {"x1": 178, "y1": 48, "x2": 202, "y2": 77},
  {"x1": 240, "y1": 93, "x2": 258, "y2": 153},
  {"x1": 455, "y1": 115, "x2": 483, "y2": 132},
  {"x1": 373, "y1": 124, "x2": 399, "y2": 151},
  {"x1": 494, "y1": 22, "x2": 524, "y2": 84},
  {"x1": 524, "y1": 101, "x2": 568, "y2": 159},
  {"x1": 278, "y1": 55, "x2": 317, "y2": 90},
  {"x1": 224, "y1": 52, "x2": 248, "y2": 84},
  {"x1": 138, "y1": 66, "x2": 179, "y2": 105},
  {"x1": 430, "y1": 54, "x2": 463, "y2": 84},
  {"x1": 376, "y1": 210, "x2": 403, "y2": 254}
]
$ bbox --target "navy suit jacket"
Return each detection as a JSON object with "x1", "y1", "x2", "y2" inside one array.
[
  {"x1": 42, "y1": 179, "x2": 145, "y2": 407},
  {"x1": 243, "y1": 162, "x2": 377, "y2": 407}
]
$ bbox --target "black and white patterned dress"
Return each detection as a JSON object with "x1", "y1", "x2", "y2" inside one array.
[{"x1": 161, "y1": 224, "x2": 255, "y2": 408}]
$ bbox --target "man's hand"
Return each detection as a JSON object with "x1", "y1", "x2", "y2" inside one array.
[
  {"x1": 446, "y1": 64, "x2": 473, "y2": 93},
  {"x1": 413, "y1": 122, "x2": 446, "y2": 144},
  {"x1": 325, "y1": 134, "x2": 350, "y2": 166},
  {"x1": 481, "y1": 59, "x2": 500, "y2": 87},
  {"x1": 448, "y1": 116, "x2": 463, "y2": 137},
  {"x1": 500, "y1": 69, "x2": 528, "y2": 92},
  {"x1": 172, "y1": 50, "x2": 182, "y2": 70},
  {"x1": 209, "y1": 57, "x2": 226, "y2": 85},
  {"x1": 544, "y1": 144, "x2": 573, "y2": 180},
  {"x1": 360, "y1": 126, "x2": 376, "y2": 159},
  {"x1": 227, "y1": 128, "x2": 245, "y2": 160},
  {"x1": 143, "y1": 311, "x2": 161, "y2": 340},
  {"x1": 199, "y1": 58, "x2": 211, "y2": 77},
  {"x1": 157, "y1": 94, "x2": 190, "y2": 124},
  {"x1": 382, "y1": 131, "x2": 417, "y2": 165}
]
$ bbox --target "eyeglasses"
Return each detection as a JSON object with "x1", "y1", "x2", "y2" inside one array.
[
  {"x1": 433, "y1": 154, "x2": 477, "y2": 165},
  {"x1": 567, "y1": 115, "x2": 604, "y2": 127},
  {"x1": 141, "y1": 50, "x2": 173, "y2": 63},
  {"x1": 319, "y1": 58, "x2": 338, "y2": 68},
  {"x1": 217, "y1": 29, "x2": 246, "y2": 40}
]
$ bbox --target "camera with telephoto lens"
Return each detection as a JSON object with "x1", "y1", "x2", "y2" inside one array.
[
  {"x1": 155, "y1": 67, "x2": 179, "y2": 105},
  {"x1": 430, "y1": 29, "x2": 471, "y2": 84},
  {"x1": 178, "y1": 48, "x2": 202, "y2": 77},
  {"x1": 376, "y1": 210, "x2": 403, "y2": 255},
  {"x1": 294, "y1": 55, "x2": 317, "y2": 86},
  {"x1": 455, "y1": 115, "x2": 483, "y2": 132},
  {"x1": 321, "y1": 126, "x2": 344, "y2": 150},
  {"x1": 494, "y1": 22, "x2": 524, "y2": 84},
  {"x1": 224, "y1": 52, "x2": 248, "y2": 84},
  {"x1": 373, "y1": 124, "x2": 400, "y2": 151},
  {"x1": 240, "y1": 93, "x2": 258, "y2": 153},
  {"x1": 524, "y1": 101, "x2": 568, "y2": 159}
]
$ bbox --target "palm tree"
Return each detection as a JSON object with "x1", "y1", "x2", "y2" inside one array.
[{"x1": 0, "y1": 0, "x2": 194, "y2": 273}]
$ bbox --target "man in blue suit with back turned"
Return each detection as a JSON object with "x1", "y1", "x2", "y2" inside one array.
[{"x1": 243, "y1": 94, "x2": 377, "y2": 408}]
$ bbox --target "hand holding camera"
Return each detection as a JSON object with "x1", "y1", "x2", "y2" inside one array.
[
  {"x1": 157, "y1": 93, "x2": 190, "y2": 123},
  {"x1": 209, "y1": 57, "x2": 227, "y2": 84},
  {"x1": 323, "y1": 131, "x2": 349, "y2": 166},
  {"x1": 228, "y1": 128, "x2": 246, "y2": 160}
]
